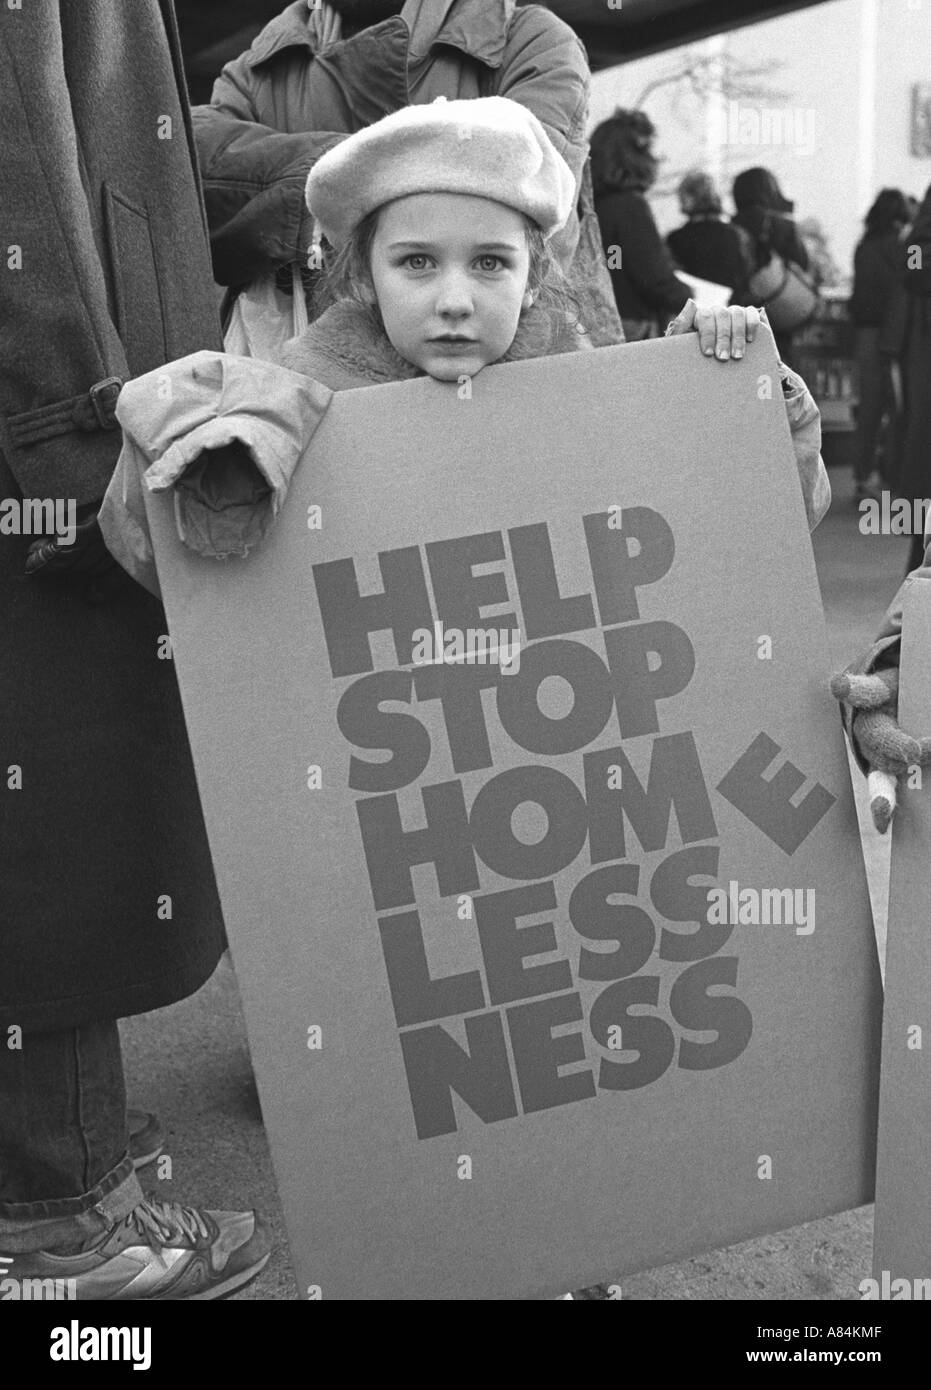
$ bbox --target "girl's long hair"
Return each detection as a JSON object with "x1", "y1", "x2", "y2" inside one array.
[
  {"x1": 864, "y1": 188, "x2": 911, "y2": 235},
  {"x1": 589, "y1": 109, "x2": 659, "y2": 196}
]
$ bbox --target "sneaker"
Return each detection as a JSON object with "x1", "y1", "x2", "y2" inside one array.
[
  {"x1": 3, "y1": 1199, "x2": 272, "y2": 1300},
  {"x1": 127, "y1": 1109, "x2": 165, "y2": 1170}
]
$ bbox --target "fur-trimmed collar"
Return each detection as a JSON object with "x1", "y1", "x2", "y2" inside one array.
[{"x1": 277, "y1": 297, "x2": 585, "y2": 391}]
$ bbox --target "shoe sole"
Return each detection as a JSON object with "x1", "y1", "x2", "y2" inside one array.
[{"x1": 184, "y1": 1252, "x2": 272, "y2": 1301}]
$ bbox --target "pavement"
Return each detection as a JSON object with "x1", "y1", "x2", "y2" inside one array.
[{"x1": 120, "y1": 461, "x2": 909, "y2": 1301}]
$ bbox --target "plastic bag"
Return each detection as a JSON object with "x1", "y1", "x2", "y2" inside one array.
[{"x1": 223, "y1": 263, "x2": 309, "y2": 360}]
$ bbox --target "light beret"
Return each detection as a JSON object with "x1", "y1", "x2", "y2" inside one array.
[{"x1": 305, "y1": 96, "x2": 576, "y2": 248}]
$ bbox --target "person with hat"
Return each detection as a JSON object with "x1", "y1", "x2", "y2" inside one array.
[
  {"x1": 93, "y1": 102, "x2": 829, "y2": 1304},
  {"x1": 278, "y1": 97, "x2": 772, "y2": 383},
  {"x1": 730, "y1": 167, "x2": 812, "y2": 366},
  {"x1": 98, "y1": 97, "x2": 829, "y2": 578},
  {"x1": 731, "y1": 167, "x2": 810, "y2": 272},
  {"x1": 666, "y1": 171, "x2": 754, "y2": 294},
  {"x1": 278, "y1": 95, "x2": 587, "y2": 384}
]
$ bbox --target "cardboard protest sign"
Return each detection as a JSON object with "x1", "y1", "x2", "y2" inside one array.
[
  {"x1": 143, "y1": 334, "x2": 881, "y2": 1300},
  {"x1": 873, "y1": 579, "x2": 931, "y2": 1294}
]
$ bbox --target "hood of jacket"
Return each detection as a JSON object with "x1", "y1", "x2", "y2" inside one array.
[
  {"x1": 277, "y1": 295, "x2": 587, "y2": 390},
  {"x1": 245, "y1": 0, "x2": 516, "y2": 72}
]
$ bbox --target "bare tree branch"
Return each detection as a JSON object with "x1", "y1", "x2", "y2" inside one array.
[{"x1": 632, "y1": 46, "x2": 789, "y2": 110}]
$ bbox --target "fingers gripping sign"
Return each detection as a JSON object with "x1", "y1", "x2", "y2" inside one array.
[
  {"x1": 709, "y1": 307, "x2": 732, "y2": 360},
  {"x1": 665, "y1": 299, "x2": 761, "y2": 361},
  {"x1": 728, "y1": 305, "x2": 757, "y2": 360}
]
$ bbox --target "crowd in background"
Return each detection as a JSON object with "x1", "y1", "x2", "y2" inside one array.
[{"x1": 589, "y1": 107, "x2": 931, "y2": 562}]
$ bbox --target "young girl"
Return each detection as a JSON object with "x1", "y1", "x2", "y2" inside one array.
[
  {"x1": 273, "y1": 96, "x2": 829, "y2": 533},
  {"x1": 98, "y1": 97, "x2": 828, "y2": 589}
]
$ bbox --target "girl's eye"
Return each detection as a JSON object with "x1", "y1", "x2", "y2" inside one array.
[
  {"x1": 476, "y1": 254, "x2": 504, "y2": 272},
  {"x1": 403, "y1": 254, "x2": 431, "y2": 270}
]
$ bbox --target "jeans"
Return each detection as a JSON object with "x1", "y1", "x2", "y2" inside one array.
[{"x1": 0, "y1": 1019, "x2": 142, "y2": 1253}]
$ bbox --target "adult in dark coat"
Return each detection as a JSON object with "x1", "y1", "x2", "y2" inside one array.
[
  {"x1": 666, "y1": 171, "x2": 754, "y2": 292},
  {"x1": 590, "y1": 108, "x2": 690, "y2": 341},
  {"x1": 0, "y1": 1, "x2": 267, "y2": 1293},
  {"x1": 897, "y1": 182, "x2": 931, "y2": 572},
  {"x1": 0, "y1": 0, "x2": 223, "y2": 1037},
  {"x1": 849, "y1": 188, "x2": 911, "y2": 501},
  {"x1": 730, "y1": 166, "x2": 811, "y2": 367}
]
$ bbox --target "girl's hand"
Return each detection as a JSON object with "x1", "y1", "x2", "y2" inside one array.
[{"x1": 665, "y1": 299, "x2": 762, "y2": 360}]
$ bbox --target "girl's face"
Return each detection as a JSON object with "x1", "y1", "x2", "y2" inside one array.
[{"x1": 369, "y1": 193, "x2": 533, "y2": 381}]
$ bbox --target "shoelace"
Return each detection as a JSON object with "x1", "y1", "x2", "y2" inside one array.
[{"x1": 126, "y1": 1199, "x2": 211, "y2": 1249}]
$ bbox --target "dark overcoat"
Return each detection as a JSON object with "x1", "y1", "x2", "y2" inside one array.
[
  {"x1": 0, "y1": 0, "x2": 225, "y2": 1031},
  {"x1": 897, "y1": 184, "x2": 931, "y2": 511}
]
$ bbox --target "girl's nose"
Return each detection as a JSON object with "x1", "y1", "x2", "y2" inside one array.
[{"x1": 434, "y1": 270, "x2": 474, "y2": 317}]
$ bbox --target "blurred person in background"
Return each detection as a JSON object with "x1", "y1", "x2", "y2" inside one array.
[
  {"x1": 666, "y1": 170, "x2": 754, "y2": 293},
  {"x1": 798, "y1": 216, "x2": 841, "y2": 289},
  {"x1": 849, "y1": 188, "x2": 912, "y2": 505},
  {"x1": 896, "y1": 181, "x2": 931, "y2": 572},
  {"x1": 731, "y1": 166, "x2": 811, "y2": 367},
  {"x1": 590, "y1": 108, "x2": 690, "y2": 341}
]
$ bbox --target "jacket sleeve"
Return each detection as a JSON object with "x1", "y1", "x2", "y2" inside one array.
[
  {"x1": 192, "y1": 55, "x2": 348, "y2": 287},
  {"x1": 835, "y1": 552, "x2": 931, "y2": 771},
  {"x1": 846, "y1": 551, "x2": 931, "y2": 682},
  {"x1": 778, "y1": 363, "x2": 831, "y2": 532},
  {"x1": 495, "y1": 9, "x2": 589, "y2": 186},
  {"x1": 100, "y1": 352, "x2": 333, "y2": 590},
  {"x1": 622, "y1": 195, "x2": 692, "y2": 318},
  {"x1": 98, "y1": 437, "x2": 162, "y2": 598},
  {"x1": 493, "y1": 8, "x2": 592, "y2": 275}
]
